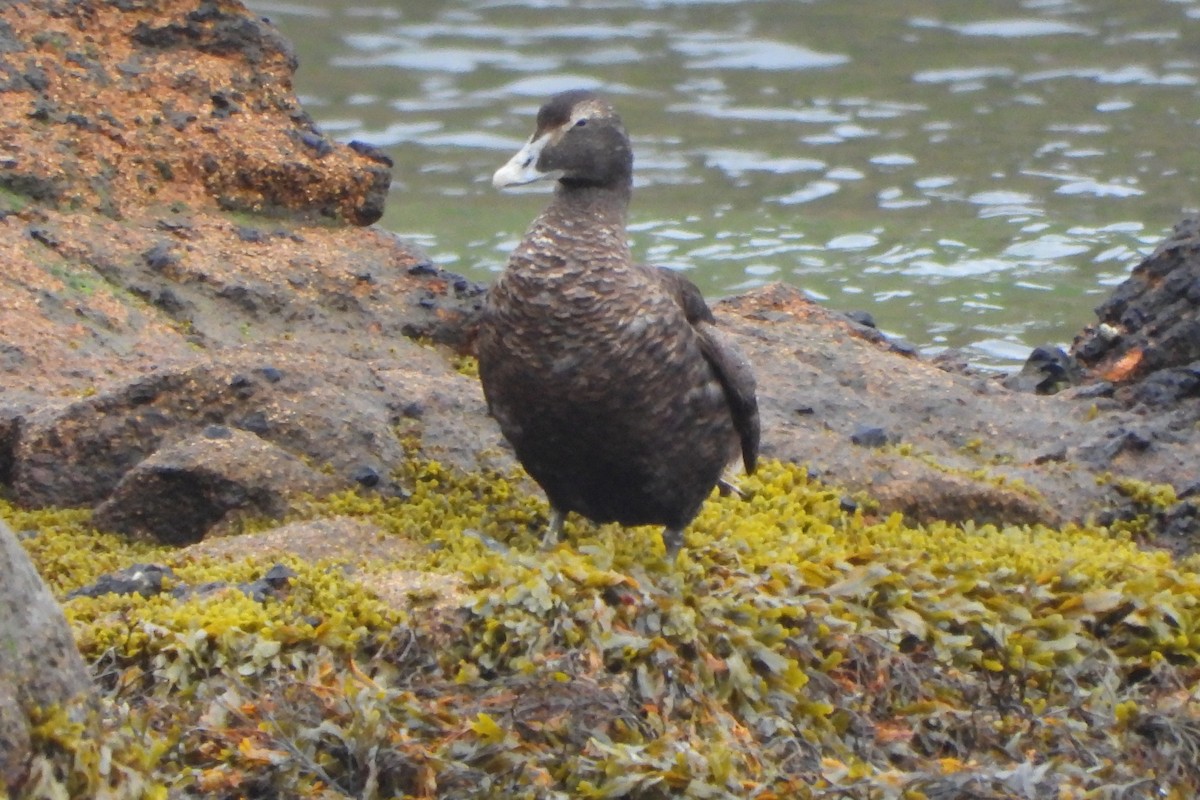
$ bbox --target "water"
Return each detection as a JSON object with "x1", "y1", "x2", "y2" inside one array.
[{"x1": 248, "y1": 0, "x2": 1200, "y2": 368}]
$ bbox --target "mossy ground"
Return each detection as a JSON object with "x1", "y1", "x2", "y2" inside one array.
[{"x1": 8, "y1": 457, "x2": 1200, "y2": 799}]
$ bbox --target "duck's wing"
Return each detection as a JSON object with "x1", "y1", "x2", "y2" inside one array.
[
  {"x1": 651, "y1": 266, "x2": 761, "y2": 474},
  {"x1": 653, "y1": 265, "x2": 716, "y2": 325},
  {"x1": 697, "y1": 324, "x2": 760, "y2": 474}
]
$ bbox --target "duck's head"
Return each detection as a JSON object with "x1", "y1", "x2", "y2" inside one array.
[{"x1": 493, "y1": 90, "x2": 633, "y2": 191}]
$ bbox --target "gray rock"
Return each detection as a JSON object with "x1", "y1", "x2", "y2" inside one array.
[
  {"x1": 91, "y1": 427, "x2": 338, "y2": 545},
  {"x1": 67, "y1": 563, "x2": 177, "y2": 599},
  {"x1": 9, "y1": 342, "x2": 503, "y2": 514},
  {"x1": 1002, "y1": 345, "x2": 1082, "y2": 395},
  {"x1": 850, "y1": 425, "x2": 890, "y2": 448},
  {"x1": 0, "y1": 519, "x2": 94, "y2": 792}
]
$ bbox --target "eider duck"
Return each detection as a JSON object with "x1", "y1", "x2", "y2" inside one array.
[{"x1": 477, "y1": 89, "x2": 760, "y2": 555}]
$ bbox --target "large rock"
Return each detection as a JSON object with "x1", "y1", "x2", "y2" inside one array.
[
  {"x1": 0, "y1": 520, "x2": 94, "y2": 792},
  {"x1": 1073, "y1": 216, "x2": 1200, "y2": 386},
  {"x1": 0, "y1": 0, "x2": 486, "y2": 398},
  {"x1": 91, "y1": 426, "x2": 337, "y2": 545},
  {"x1": 11, "y1": 346, "x2": 413, "y2": 508},
  {"x1": 0, "y1": 188, "x2": 483, "y2": 403},
  {"x1": 0, "y1": 0, "x2": 389, "y2": 225},
  {"x1": 715, "y1": 283, "x2": 1200, "y2": 525},
  {"x1": 8, "y1": 342, "x2": 503, "y2": 540},
  {"x1": 0, "y1": 0, "x2": 492, "y2": 531}
]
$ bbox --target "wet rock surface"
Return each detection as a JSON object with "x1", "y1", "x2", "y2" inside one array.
[
  {"x1": 67, "y1": 563, "x2": 177, "y2": 600},
  {"x1": 0, "y1": 0, "x2": 493, "y2": 547},
  {"x1": 717, "y1": 283, "x2": 1199, "y2": 527}
]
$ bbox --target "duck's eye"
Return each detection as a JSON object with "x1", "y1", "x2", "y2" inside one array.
[{"x1": 573, "y1": 118, "x2": 588, "y2": 128}]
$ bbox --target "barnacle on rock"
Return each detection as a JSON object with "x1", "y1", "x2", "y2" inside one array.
[{"x1": 9, "y1": 456, "x2": 1200, "y2": 797}]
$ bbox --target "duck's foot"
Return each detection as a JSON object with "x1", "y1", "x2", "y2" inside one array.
[
  {"x1": 662, "y1": 527, "x2": 684, "y2": 558},
  {"x1": 541, "y1": 507, "x2": 565, "y2": 549}
]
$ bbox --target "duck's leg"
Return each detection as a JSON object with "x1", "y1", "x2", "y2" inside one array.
[
  {"x1": 542, "y1": 507, "x2": 566, "y2": 548},
  {"x1": 662, "y1": 527, "x2": 684, "y2": 558},
  {"x1": 716, "y1": 477, "x2": 747, "y2": 499}
]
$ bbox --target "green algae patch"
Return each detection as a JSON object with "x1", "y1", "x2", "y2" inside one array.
[
  {"x1": 886, "y1": 441, "x2": 1045, "y2": 503},
  {"x1": 3, "y1": 502, "x2": 169, "y2": 595},
  {"x1": 1102, "y1": 474, "x2": 1179, "y2": 510},
  {"x1": 449, "y1": 352, "x2": 480, "y2": 378},
  {"x1": 8, "y1": 459, "x2": 1200, "y2": 798}
]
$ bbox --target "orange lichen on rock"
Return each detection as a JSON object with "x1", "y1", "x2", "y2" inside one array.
[
  {"x1": 0, "y1": 214, "x2": 192, "y2": 391},
  {"x1": 718, "y1": 281, "x2": 828, "y2": 324},
  {"x1": 0, "y1": 0, "x2": 390, "y2": 224},
  {"x1": 0, "y1": 2, "x2": 482, "y2": 400},
  {"x1": 1099, "y1": 345, "x2": 1145, "y2": 383}
]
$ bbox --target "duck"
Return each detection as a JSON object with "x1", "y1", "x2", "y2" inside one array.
[{"x1": 476, "y1": 89, "x2": 759, "y2": 556}]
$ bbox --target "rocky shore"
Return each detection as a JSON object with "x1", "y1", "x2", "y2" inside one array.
[
  {"x1": 3, "y1": 0, "x2": 1200, "y2": 796},
  {"x1": 2, "y1": 0, "x2": 1198, "y2": 543}
]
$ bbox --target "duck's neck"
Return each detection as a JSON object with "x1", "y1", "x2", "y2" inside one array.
[{"x1": 522, "y1": 181, "x2": 633, "y2": 270}]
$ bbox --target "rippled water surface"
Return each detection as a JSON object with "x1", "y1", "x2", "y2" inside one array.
[{"x1": 249, "y1": 0, "x2": 1200, "y2": 367}]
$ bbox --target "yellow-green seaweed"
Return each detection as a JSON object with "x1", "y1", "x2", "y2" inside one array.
[{"x1": 7, "y1": 457, "x2": 1200, "y2": 799}]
